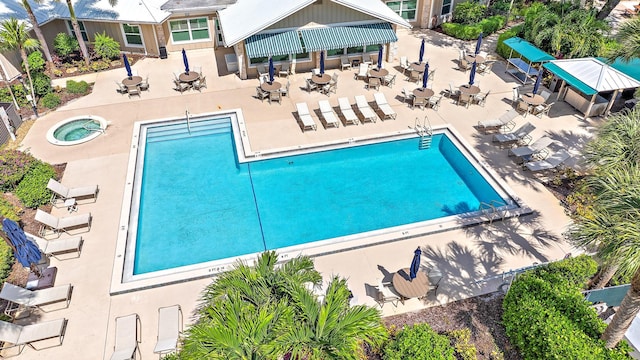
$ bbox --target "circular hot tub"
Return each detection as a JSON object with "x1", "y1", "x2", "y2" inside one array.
[{"x1": 46, "y1": 115, "x2": 108, "y2": 146}]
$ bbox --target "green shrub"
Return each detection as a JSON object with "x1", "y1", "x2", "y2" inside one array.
[
  {"x1": 384, "y1": 323, "x2": 455, "y2": 360},
  {"x1": 93, "y1": 32, "x2": 121, "y2": 60},
  {"x1": 503, "y1": 256, "x2": 629, "y2": 360},
  {"x1": 66, "y1": 80, "x2": 90, "y2": 94},
  {"x1": 90, "y1": 60, "x2": 110, "y2": 71},
  {"x1": 0, "y1": 150, "x2": 38, "y2": 192},
  {"x1": 479, "y1": 15, "x2": 506, "y2": 34},
  {"x1": 53, "y1": 33, "x2": 79, "y2": 57},
  {"x1": 32, "y1": 72, "x2": 52, "y2": 98},
  {"x1": 25, "y1": 50, "x2": 45, "y2": 73},
  {"x1": 0, "y1": 194, "x2": 18, "y2": 285},
  {"x1": 496, "y1": 25, "x2": 523, "y2": 59},
  {"x1": 40, "y1": 92, "x2": 61, "y2": 109},
  {"x1": 448, "y1": 329, "x2": 477, "y2": 360},
  {"x1": 442, "y1": 22, "x2": 483, "y2": 40},
  {"x1": 453, "y1": 2, "x2": 487, "y2": 24},
  {"x1": 0, "y1": 85, "x2": 28, "y2": 108},
  {"x1": 0, "y1": 194, "x2": 20, "y2": 221},
  {"x1": 14, "y1": 161, "x2": 56, "y2": 208},
  {"x1": 489, "y1": 0, "x2": 511, "y2": 14}
]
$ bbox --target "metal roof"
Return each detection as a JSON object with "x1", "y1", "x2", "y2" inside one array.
[
  {"x1": 603, "y1": 57, "x2": 640, "y2": 83},
  {"x1": 160, "y1": 0, "x2": 237, "y2": 12},
  {"x1": 299, "y1": 23, "x2": 397, "y2": 52},
  {"x1": 544, "y1": 58, "x2": 640, "y2": 95},
  {"x1": 218, "y1": 0, "x2": 410, "y2": 47},
  {"x1": 245, "y1": 30, "x2": 303, "y2": 58},
  {"x1": 503, "y1": 37, "x2": 555, "y2": 63}
]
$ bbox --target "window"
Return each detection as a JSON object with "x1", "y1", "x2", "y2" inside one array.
[
  {"x1": 121, "y1": 24, "x2": 143, "y2": 47},
  {"x1": 169, "y1": 17, "x2": 210, "y2": 43},
  {"x1": 441, "y1": 0, "x2": 452, "y2": 15},
  {"x1": 294, "y1": 51, "x2": 310, "y2": 61},
  {"x1": 387, "y1": 0, "x2": 417, "y2": 21},
  {"x1": 66, "y1": 20, "x2": 88, "y2": 42},
  {"x1": 326, "y1": 48, "x2": 344, "y2": 57}
]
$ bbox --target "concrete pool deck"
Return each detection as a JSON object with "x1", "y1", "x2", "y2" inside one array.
[{"x1": 12, "y1": 28, "x2": 600, "y2": 359}]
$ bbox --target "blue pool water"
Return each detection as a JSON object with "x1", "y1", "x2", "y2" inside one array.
[{"x1": 133, "y1": 118, "x2": 504, "y2": 275}]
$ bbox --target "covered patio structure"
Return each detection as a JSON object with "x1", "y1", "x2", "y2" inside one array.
[
  {"x1": 503, "y1": 37, "x2": 554, "y2": 85},
  {"x1": 543, "y1": 57, "x2": 640, "y2": 118}
]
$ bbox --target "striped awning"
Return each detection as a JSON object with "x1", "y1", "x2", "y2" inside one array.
[
  {"x1": 245, "y1": 30, "x2": 304, "y2": 58},
  {"x1": 300, "y1": 23, "x2": 397, "y2": 52}
]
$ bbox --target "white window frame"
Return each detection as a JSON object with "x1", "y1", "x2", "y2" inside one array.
[
  {"x1": 441, "y1": 0, "x2": 452, "y2": 16},
  {"x1": 66, "y1": 20, "x2": 88, "y2": 42},
  {"x1": 120, "y1": 24, "x2": 145, "y2": 48},
  {"x1": 386, "y1": 1, "x2": 418, "y2": 22},
  {"x1": 169, "y1": 17, "x2": 211, "y2": 44}
]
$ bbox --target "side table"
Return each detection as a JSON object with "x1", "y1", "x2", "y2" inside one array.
[{"x1": 64, "y1": 198, "x2": 77, "y2": 213}]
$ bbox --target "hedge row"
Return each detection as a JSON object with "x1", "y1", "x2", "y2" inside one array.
[
  {"x1": 496, "y1": 24, "x2": 524, "y2": 59},
  {"x1": 503, "y1": 255, "x2": 630, "y2": 359},
  {"x1": 441, "y1": 15, "x2": 506, "y2": 41},
  {"x1": 384, "y1": 323, "x2": 455, "y2": 360}
]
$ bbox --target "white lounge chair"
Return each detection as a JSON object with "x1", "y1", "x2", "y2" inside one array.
[
  {"x1": 338, "y1": 97, "x2": 359, "y2": 126},
  {"x1": 477, "y1": 109, "x2": 518, "y2": 134},
  {"x1": 492, "y1": 122, "x2": 536, "y2": 147},
  {"x1": 110, "y1": 314, "x2": 140, "y2": 360},
  {"x1": 295, "y1": 103, "x2": 317, "y2": 132},
  {"x1": 508, "y1": 136, "x2": 555, "y2": 163},
  {"x1": 355, "y1": 95, "x2": 377, "y2": 123},
  {"x1": 0, "y1": 283, "x2": 72, "y2": 313},
  {"x1": 373, "y1": 93, "x2": 397, "y2": 120},
  {"x1": 0, "y1": 318, "x2": 67, "y2": 354},
  {"x1": 354, "y1": 63, "x2": 368, "y2": 80},
  {"x1": 47, "y1": 179, "x2": 98, "y2": 205},
  {"x1": 318, "y1": 100, "x2": 340, "y2": 128},
  {"x1": 524, "y1": 149, "x2": 571, "y2": 172},
  {"x1": 153, "y1": 305, "x2": 183, "y2": 355},
  {"x1": 25, "y1": 232, "x2": 82, "y2": 258},
  {"x1": 35, "y1": 209, "x2": 92, "y2": 238}
]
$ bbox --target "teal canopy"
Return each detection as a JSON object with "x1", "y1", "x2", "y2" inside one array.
[
  {"x1": 599, "y1": 57, "x2": 640, "y2": 82},
  {"x1": 503, "y1": 37, "x2": 555, "y2": 63},
  {"x1": 543, "y1": 62, "x2": 598, "y2": 96},
  {"x1": 300, "y1": 23, "x2": 397, "y2": 52}
]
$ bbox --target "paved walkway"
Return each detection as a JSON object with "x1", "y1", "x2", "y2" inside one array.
[{"x1": 11, "y1": 28, "x2": 600, "y2": 359}]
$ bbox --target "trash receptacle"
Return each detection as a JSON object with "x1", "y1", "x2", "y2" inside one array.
[{"x1": 159, "y1": 46, "x2": 168, "y2": 59}]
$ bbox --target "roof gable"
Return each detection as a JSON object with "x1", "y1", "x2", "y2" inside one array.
[{"x1": 548, "y1": 58, "x2": 640, "y2": 93}]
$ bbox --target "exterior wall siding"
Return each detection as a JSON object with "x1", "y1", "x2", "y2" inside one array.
[
  {"x1": 267, "y1": 1, "x2": 377, "y2": 30},
  {"x1": 40, "y1": 20, "x2": 69, "y2": 52},
  {"x1": 161, "y1": 16, "x2": 216, "y2": 53}
]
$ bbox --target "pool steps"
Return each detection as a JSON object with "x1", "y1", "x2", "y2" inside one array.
[{"x1": 146, "y1": 118, "x2": 230, "y2": 143}]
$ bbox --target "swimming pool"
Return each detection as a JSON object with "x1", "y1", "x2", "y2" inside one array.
[{"x1": 112, "y1": 111, "x2": 525, "y2": 293}]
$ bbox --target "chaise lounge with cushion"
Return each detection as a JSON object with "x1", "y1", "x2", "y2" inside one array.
[
  {"x1": 0, "y1": 283, "x2": 72, "y2": 313},
  {"x1": 295, "y1": 103, "x2": 317, "y2": 132},
  {"x1": 110, "y1": 314, "x2": 140, "y2": 360},
  {"x1": 318, "y1": 100, "x2": 340, "y2": 128},
  {"x1": 373, "y1": 93, "x2": 397, "y2": 120},
  {"x1": 35, "y1": 209, "x2": 92, "y2": 238},
  {"x1": 47, "y1": 179, "x2": 98, "y2": 205},
  {"x1": 25, "y1": 232, "x2": 83, "y2": 258},
  {"x1": 492, "y1": 122, "x2": 536, "y2": 147},
  {"x1": 0, "y1": 318, "x2": 67, "y2": 355},
  {"x1": 524, "y1": 149, "x2": 571, "y2": 172},
  {"x1": 355, "y1": 95, "x2": 377, "y2": 123},
  {"x1": 153, "y1": 305, "x2": 183, "y2": 356}
]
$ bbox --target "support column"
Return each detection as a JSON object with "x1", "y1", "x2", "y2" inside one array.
[
  {"x1": 604, "y1": 89, "x2": 619, "y2": 115},
  {"x1": 234, "y1": 43, "x2": 246, "y2": 80},
  {"x1": 584, "y1": 94, "x2": 596, "y2": 119}
]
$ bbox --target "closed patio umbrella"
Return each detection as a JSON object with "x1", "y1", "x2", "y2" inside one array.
[
  {"x1": 469, "y1": 61, "x2": 477, "y2": 86},
  {"x1": 422, "y1": 62, "x2": 430, "y2": 90},
  {"x1": 409, "y1": 247, "x2": 422, "y2": 280},
  {"x1": 475, "y1": 33, "x2": 483, "y2": 55},
  {"x1": 268, "y1": 57, "x2": 275, "y2": 84},
  {"x1": 182, "y1": 48, "x2": 190, "y2": 74},
  {"x1": 418, "y1": 38, "x2": 425, "y2": 63},
  {"x1": 533, "y1": 68, "x2": 543, "y2": 94},
  {"x1": 122, "y1": 54, "x2": 132, "y2": 78},
  {"x1": 377, "y1": 45, "x2": 383, "y2": 70},
  {"x1": 1, "y1": 218, "x2": 42, "y2": 276},
  {"x1": 320, "y1": 50, "x2": 325, "y2": 75}
]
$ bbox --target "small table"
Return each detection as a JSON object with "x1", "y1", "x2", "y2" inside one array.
[
  {"x1": 122, "y1": 76, "x2": 142, "y2": 87},
  {"x1": 521, "y1": 93, "x2": 545, "y2": 106},
  {"x1": 179, "y1": 72, "x2": 200, "y2": 83},
  {"x1": 26, "y1": 267, "x2": 57, "y2": 290},
  {"x1": 392, "y1": 268, "x2": 430, "y2": 299},
  {"x1": 368, "y1": 68, "x2": 389, "y2": 78},
  {"x1": 413, "y1": 88, "x2": 434, "y2": 99},
  {"x1": 459, "y1": 84, "x2": 481, "y2": 95},
  {"x1": 261, "y1": 81, "x2": 282, "y2": 92},
  {"x1": 311, "y1": 74, "x2": 332, "y2": 85},
  {"x1": 409, "y1": 62, "x2": 426, "y2": 72},
  {"x1": 351, "y1": 59, "x2": 361, "y2": 67},
  {"x1": 64, "y1": 198, "x2": 77, "y2": 213},
  {"x1": 465, "y1": 54, "x2": 486, "y2": 64}
]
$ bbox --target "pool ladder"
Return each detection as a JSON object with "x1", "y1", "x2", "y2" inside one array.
[
  {"x1": 479, "y1": 199, "x2": 508, "y2": 224},
  {"x1": 415, "y1": 116, "x2": 432, "y2": 150},
  {"x1": 185, "y1": 109, "x2": 191, "y2": 135},
  {"x1": 82, "y1": 120, "x2": 104, "y2": 133}
]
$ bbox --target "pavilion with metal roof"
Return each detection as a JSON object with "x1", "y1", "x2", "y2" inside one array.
[{"x1": 503, "y1": 37, "x2": 555, "y2": 85}]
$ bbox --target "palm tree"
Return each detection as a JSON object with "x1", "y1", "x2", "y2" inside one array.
[
  {"x1": 53, "y1": 0, "x2": 118, "y2": 66},
  {"x1": 596, "y1": 0, "x2": 621, "y2": 20},
  {"x1": 603, "y1": 269, "x2": 640, "y2": 348},
  {"x1": 606, "y1": 18, "x2": 640, "y2": 62},
  {"x1": 0, "y1": 18, "x2": 39, "y2": 102},
  {"x1": 20, "y1": 0, "x2": 52, "y2": 64}
]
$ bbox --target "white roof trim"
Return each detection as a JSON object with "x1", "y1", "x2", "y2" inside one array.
[
  {"x1": 331, "y1": 0, "x2": 412, "y2": 29},
  {"x1": 550, "y1": 58, "x2": 640, "y2": 92}
]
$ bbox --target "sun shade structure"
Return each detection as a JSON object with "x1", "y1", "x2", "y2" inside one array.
[
  {"x1": 299, "y1": 23, "x2": 398, "y2": 52},
  {"x1": 543, "y1": 57, "x2": 640, "y2": 117},
  {"x1": 503, "y1": 37, "x2": 554, "y2": 85},
  {"x1": 245, "y1": 31, "x2": 304, "y2": 58}
]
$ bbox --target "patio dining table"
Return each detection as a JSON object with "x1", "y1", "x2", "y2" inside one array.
[
  {"x1": 409, "y1": 62, "x2": 425, "y2": 72},
  {"x1": 459, "y1": 84, "x2": 481, "y2": 95},
  {"x1": 521, "y1": 93, "x2": 545, "y2": 106},
  {"x1": 413, "y1": 88, "x2": 434, "y2": 99},
  {"x1": 392, "y1": 268, "x2": 429, "y2": 299},
  {"x1": 465, "y1": 54, "x2": 485, "y2": 64},
  {"x1": 311, "y1": 74, "x2": 332, "y2": 85},
  {"x1": 179, "y1": 72, "x2": 200, "y2": 83},
  {"x1": 368, "y1": 68, "x2": 389, "y2": 78},
  {"x1": 261, "y1": 81, "x2": 282, "y2": 92},
  {"x1": 122, "y1": 76, "x2": 142, "y2": 87}
]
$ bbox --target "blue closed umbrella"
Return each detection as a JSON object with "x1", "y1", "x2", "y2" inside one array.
[
  {"x1": 182, "y1": 48, "x2": 190, "y2": 74},
  {"x1": 533, "y1": 68, "x2": 543, "y2": 94},
  {"x1": 418, "y1": 38, "x2": 425, "y2": 63},
  {"x1": 409, "y1": 247, "x2": 422, "y2": 280},
  {"x1": 2, "y1": 218, "x2": 42, "y2": 269},
  {"x1": 475, "y1": 33, "x2": 483, "y2": 55},
  {"x1": 469, "y1": 61, "x2": 477, "y2": 86},
  {"x1": 422, "y1": 63, "x2": 430, "y2": 89},
  {"x1": 320, "y1": 51, "x2": 325, "y2": 75},
  {"x1": 123, "y1": 54, "x2": 132, "y2": 78},
  {"x1": 268, "y1": 57, "x2": 275, "y2": 84},
  {"x1": 377, "y1": 45, "x2": 383, "y2": 70}
]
